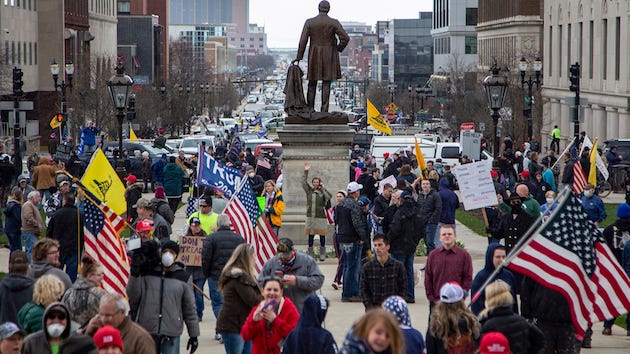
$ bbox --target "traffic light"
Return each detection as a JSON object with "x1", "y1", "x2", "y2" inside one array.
[
  {"x1": 523, "y1": 108, "x2": 532, "y2": 117},
  {"x1": 126, "y1": 95, "x2": 136, "y2": 121},
  {"x1": 55, "y1": 113, "x2": 67, "y2": 123},
  {"x1": 569, "y1": 63, "x2": 580, "y2": 92},
  {"x1": 12, "y1": 67, "x2": 24, "y2": 96},
  {"x1": 524, "y1": 96, "x2": 531, "y2": 105}
]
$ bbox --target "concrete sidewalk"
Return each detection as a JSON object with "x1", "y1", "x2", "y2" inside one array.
[{"x1": 1, "y1": 190, "x2": 629, "y2": 353}]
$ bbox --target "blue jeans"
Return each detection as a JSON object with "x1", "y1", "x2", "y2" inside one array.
[
  {"x1": 61, "y1": 253, "x2": 78, "y2": 283},
  {"x1": 221, "y1": 332, "x2": 252, "y2": 354},
  {"x1": 193, "y1": 278, "x2": 206, "y2": 320},
  {"x1": 340, "y1": 242, "x2": 362, "y2": 299},
  {"x1": 22, "y1": 232, "x2": 38, "y2": 263},
  {"x1": 391, "y1": 254, "x2": 415, "y2": 301},
  {"x1": 604, "y1": 315, "x2": 630, "y2": 330},
  {"x1": 7, "y1": 232, "x2": 21, "y2": 253},
  {"x1": 425, "y1": 223, "x2": 437, "y2": 254},
  {"x1": 208, "y1": 277, "x2": 223, "y2": 319},
  {"x1": 152, "y1": 335, "x2": 180, "y2": 354}
]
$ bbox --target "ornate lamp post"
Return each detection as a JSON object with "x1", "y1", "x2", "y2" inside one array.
[
  {"x1": 519, "y1": 56, "x2": 543, "y2": 141},
  {"x1": 50, "y1": 59, "x2": 74, "y2": 142},
  {"x1": 388, "y1": 82, "x2": 397, "y2": 103},
  {"x1": 482, "y1": 63, "x2": 509, "y2": 158},
  {"x1": 107, "y1": 64, "x2": 133, "y2": 177}
]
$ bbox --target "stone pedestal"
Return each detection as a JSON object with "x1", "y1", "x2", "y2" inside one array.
[{"x1": 277, "y1": 124, "x2": 354, "y2": 245}]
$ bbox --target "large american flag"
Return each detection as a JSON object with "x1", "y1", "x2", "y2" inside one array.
[
  {"x1": 84, "y1": 197, "x2": 130, "y2": 296},
  {"x1": 225, "y1": 179, "x2": 277, "y2": 272},
  {"x1": 508, "y1": 193, "x2": 630, "y2": 336},
  {"x1": 572, "y1": 160, "x2": 588, "y2": 194}
]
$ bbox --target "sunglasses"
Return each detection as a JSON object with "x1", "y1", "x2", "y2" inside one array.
[{"x1": 48, "y1": 313, "x2": 66, "y2": 320}]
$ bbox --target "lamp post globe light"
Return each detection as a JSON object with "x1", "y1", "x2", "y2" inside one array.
[
  {"x1": 107, "y1": 64, "x2": 133, "y2": 177},
  {"x1": 519, "y1": 56, "x2": 543, "y2": 141},
  {"x1": 482, "y1": 63, "x2": 509, "y2": 159},
  {"x1": 50, "y1": 59, "x2": 74, "y2": 143}
]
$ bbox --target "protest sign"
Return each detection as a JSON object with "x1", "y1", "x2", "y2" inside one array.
[
  {"x1": 378, "y1": 175, "x2": 397, "y2": 194},
  {"x1": 178, "y1": 236, "x2": 204, "y2": 267},
  {"x1": 452, "y1": 160, "x2": 498, "y2": 210}
]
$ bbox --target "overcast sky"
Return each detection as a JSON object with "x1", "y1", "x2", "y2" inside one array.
[{"x1": 250, "y1": 0, "x2": 433, "y2": 48}]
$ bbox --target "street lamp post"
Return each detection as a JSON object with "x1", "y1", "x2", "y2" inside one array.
[
  {"x1": 519, "y1": 56, "x2": 543, "y2": 141},
  {"x1": 200, "y1": 83, "x2": 209, "y2": 115},
  {"x1": 482, "y1": 63, "x2": 509, "y2": 159},
  {"x1": 50, "y1": 59, "x2": 74, "y2": 143},
  {"x1": 408, "y1": 84, "x2": 429, "y2": 124},
  {"x1": 107, "y1": 64, "x2": 133, "y2": 178},
  {"x1": 388, "y1": 82, "x2": 397, "y2": 103}
]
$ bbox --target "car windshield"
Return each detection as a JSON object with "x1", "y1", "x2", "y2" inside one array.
[
  {"x1": 221, "y1": 119, "x2": 236, "y2": 125},
  {"x1": 142, "y1": 144, "x2": 170, "y2": 156},
  {"x1": 180, "y1": 138, "x2": 213, "y2": 149}
]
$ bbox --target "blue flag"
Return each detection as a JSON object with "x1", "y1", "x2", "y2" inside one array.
[{"x1": 196, "y1": 148, "x2": 243, "y2": 198}]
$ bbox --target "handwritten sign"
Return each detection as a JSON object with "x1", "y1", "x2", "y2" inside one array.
[
  {"x1": 452, "y1": 160, "x2": 498, "y2": 210},
  {"x1": 178, "y1": 236, "x2": 204, "y2": 267}
]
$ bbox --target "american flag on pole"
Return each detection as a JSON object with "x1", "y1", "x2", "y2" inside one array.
[
  {"x1": 83, "y1": 197, "x2": 130, "y2": 296},
  {"x1": 256, "y1": 157, "x2": 271, "y2": 170},
  {"x1": 225, "y1": 179, "x2": 278, "y2": 272},
  {"x1": 572, "y1": 160, "x2": 588, "y2": 194},
  {"x1": 507, "y1": 192, "x2": 630, "y2": 337}
]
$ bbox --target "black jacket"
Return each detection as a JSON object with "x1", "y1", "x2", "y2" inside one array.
[
  {"x1": 47, "y1": 204, "x2": 83, "y2": 258},
  {"x1": 520, "y1": 276, "x2": 573, "y2": 324},
  {"x1": 0, "y1": 274, "x2": 34, "y2": 324},
  {"x1": 416, "y1": 189, "x2": 442, "y2": 225},
  {"x1": 372, "y1": 194, "x2": 390, "y2": 218},
  {"x1": 334, "y1": 196, "x2": 368, "y2": 244},
  {"x1": 480, "y1": 306, "x2": 545, "y2": 354},
  {"x1": 356, "y1": 173, "x2": 377, "y2": 201},
  {"x1": 124, "y1": 183, "x2": 143, "y2": 222},
  {"x1": 388, "y1": 201, "x2": 422, "y2": 256},
  {"x1": 201, "y1": 226, "x2": 245, "y2": 279},
  {"x1": 491, "y1": 210, "x2": 537, "y2": 255}
]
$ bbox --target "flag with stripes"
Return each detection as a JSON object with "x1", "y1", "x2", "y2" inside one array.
[
  {"x1": 186, "y1": 197, "x2": 198, "y2": 218},
  {"x1": 224, "y1": 179, "x2": 277, "y2": 272},
  {"x1": 572, "y1": 160, "x2": 588, "y2": 194},
  {"x1": 507, "y1": 193, "x2": 630, "y2": 337},
  {"x1": 84, "y1": 197, "x2": 130, "y2": 296},
  {"x1": 228, "y1": 137, "x2": 242, "y2": 161},
  {"x1": 256, "y1": 157, "x2": 271, "y2": 170}
]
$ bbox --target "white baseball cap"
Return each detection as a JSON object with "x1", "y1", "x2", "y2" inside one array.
[{"x1": 347, "y1": 181, "x2": 363, "y2": 193}]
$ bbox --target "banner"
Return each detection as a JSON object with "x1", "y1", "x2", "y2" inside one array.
[
  {"x1": 80, "y1": 149, "x2": 127, "y2": 216},
  {"x1": 367, "y1": 99, "x2": 392, "y2": 135},
  {"x1": 452, "y1": 160, "x2": 498, "y2": 210},
  {"x1": 50, "y1": 115, "x2": 61, "y2": 129},
  {"x1": 196, "y1": 148, "x2": 243, "y2": 198},
  {"x1": 178, "y1": 236, "x2": 204, "y2": 266},
  {"x1": 582, "y1": 135, "x2": 609, "y2": 180}
]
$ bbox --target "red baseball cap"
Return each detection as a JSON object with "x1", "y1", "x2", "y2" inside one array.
[
  {"x1": 136, "y1": 219, "x2": 153, "y2": 232},
  {"x1": 479, "y1": 331, "x2": 510, "y2": 354},
  {"x1": 519, "y1": 170, "x2": 530, "y2": 178},
  {"x1": 94, "y1": 325, "x2": 123, "y2": 351},
  {"x1": 490, "y1": 170, "x2": 499, "y2": 178},
  {"x1": 124, "y1": 174, "x2": 137, "y2": 183}
]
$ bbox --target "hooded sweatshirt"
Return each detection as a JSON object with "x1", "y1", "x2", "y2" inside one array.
[
  {"x1": 0, "y1": 273, "x2": 34, "y2": 324},
  {"x1": 27, "y1": 262, "x2": 73, "y2": 290},
  {"x1": 382, "y1": 296, "x2": 426, "y2": 354},
  {"x1": 470, "y1": 243, "x2": 517, "y2": 315},
  {"x1": 281, "y1": 294, "x2": 337, "y2": 354},
  {"x1": 437, "y1": 177, "x2": 459, "y2": 224}
]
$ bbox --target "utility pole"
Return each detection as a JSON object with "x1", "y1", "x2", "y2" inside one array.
[
  {"x1": 12, "y1": 67, "x2": 23, "y2": 168},
  {"x1": 569, "y1": 62, "x2": 581, "y2": 139}
]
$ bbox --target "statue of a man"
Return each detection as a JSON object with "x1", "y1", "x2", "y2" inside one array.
[{"x1": 293, "y1": 0, "x2": 349, "y2": 113}]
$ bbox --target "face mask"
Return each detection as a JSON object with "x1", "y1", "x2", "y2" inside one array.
[
  {"x1": 248, "y1": 173, "x2": 255, "y2": 178},
  {"x1": 511, "y1": 203, "x2": 522, "y2": 214},
  {"x1": 161, "y1": 252, "x2": 175, "y2": 267},
  {"x1": 583, "y1": 190, "x2": 591, "y2": 197},
  {"x1": 546, "y1": 198, "x2": 555, "y2": 204},
  {"x1": 46, "y1": 323, "x2": 65, "y2": 338}
]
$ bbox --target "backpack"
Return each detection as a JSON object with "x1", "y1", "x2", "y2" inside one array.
[
  {"x1": 155, "y1": 200, "x2": 175, "y2": 225},
  {"x1": 613, "y1": 226, "x2": 630, "y2": 250}
]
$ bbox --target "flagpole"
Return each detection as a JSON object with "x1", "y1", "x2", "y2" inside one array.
[
  {"x1": 551, "y1": 137, "x2": 576, "y2": 171},
  {"x1": 224, "y1": 175, "x2": 248, "y2": 211},
  {"x1": 469, "y1": 186, "x2": 573, "y2": 305}
]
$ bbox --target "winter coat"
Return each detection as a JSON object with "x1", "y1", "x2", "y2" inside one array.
[
  {"x1": 21, "y1": 199, "x2": 44, "y2": 235},
  {"x1": 81, "y1": 126, "x2": 99, "y2": 146},
  {"x1": 335, "y1": 196, "x2": 369, "y2": 244},
  {"x1": 302, "y1": 171, "x2": 332, "y2": 218},
  {"x1": 241, "y1": 296, "x2": 299, "y2": 354},
  {"x1": 116, "y1": 315, "x2": 157, "y2": 354},
  {"x1": 416, "y1": 189, "x2": 442, "y2": 225},
  {"x1": 388, "y1": 200, "x2": 422, "y2": 256},
  {"x1": 491, "y1": 209, "x2": 538, "y2": 255},
  {"x1": 560, "y1": 159, "x2": 575, "y2": 184},
  {"x1": 357, "y1": 173, "x2": 378, "y2": 201},
  {"x1": 216, "y1": 268, "x2": 262, "y2": 334},
  {"x1": 520, "y1": 276, "x2": 573, "y2": 324},
  {"x1": 479, "y1": 306, "x2": 545, "y2": 354},
  {"x1": 263, "y1": 190, "x2": 286, "y2": 227},
  {"x1": 11, "y1": 183, "x2": 36, "y2": 200},
  {"x1": 151, "y1": 158, "x2": 166, "y2": 185},
  {"x1": 32, "y1": 157, "x2": 56, "y2": 190},
  {"x1": 0, "y1": 274, "x2": 34, "y2": 324},
  {"x1": 372, "y1": 194, "x2": 390, "y2": 218},
  {"x1": 18, "y1": 302, "x2": 45, "y2": 334},
  {"x1": 141, "y1": 158, "x2": 152, "y2": 180},
  {"x1": 339, "y1": 326, "x2": 393, "y2": 354},
  {"x1": 438, "y1": 177, "x2": 459, "y2": 224},
  {"x1": 27, "y1": 261, "x2": 73, "y2": 290},
  {"x1": 47, "y1": 204, "x2": 83, "y2": 260},
  {"x1": 163, "y1": 162, "x2": 184, "y2": 197},
  {"x1": 282, "y1": 294, "x2": 337, "y2": 354},
  {"x1": 61, "y1": 277, "x2": 107, "y2": 326},
  {"x1": 425, "y1": 317, "x2": 478, "y2": 354},
  {"x1": 3, "y1": 198, "x2": 22, "y2": 235},
  {"x1": 258, "y1": 253, "x2": 325, "y2": 314},
  {"x1": 581, "y1": 194, "x2": 607, "y2": 223},
  {"x1": 151, "y1": 212, "x2": 172, "y2": 243},
  {"x1": 248, "y1": 174, "x2": 266, "y2": 196},
  {"x1": 201, "y1": 226, "x2": 244, "y2": 280},
  {"x1": 283, "y1": 64, "x2": 308, "y2": 112},
  {"x1": 126, "y1": 262, "x2": 200, "y2": 338},
  {"x1": 151, "y1": 197, "x2": 175, "y2": 225},
  {"x1": 470, "y1": 243, "x2": 517, "y2": 315},
  {"x1": 531, "y1": 178, "x2": 552, "y2": 205},
  {"x1": 125, "y1": 183, "x2": 144, "y2": 222}
]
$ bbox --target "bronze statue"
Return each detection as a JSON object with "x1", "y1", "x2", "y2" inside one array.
[{"x1": 293, "y1": 0, "x2": 349, "y2": 113}]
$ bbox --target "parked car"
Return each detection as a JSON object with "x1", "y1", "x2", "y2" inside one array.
[
  {"x1": 262, "y1": 117, "x2": 285, "y2": 130},
  {"x1": 178, "y1": 136, "x2": 217, "y2": 155},
  {"x1": 247, "y1": 94, "x2": 258, "y2": 103},
  {"x1": 254, "y1": 143, "x2": 283, "y2": 159},
  {"x1": 102, "y1": 141, "x2": 170, "y2": 178}
]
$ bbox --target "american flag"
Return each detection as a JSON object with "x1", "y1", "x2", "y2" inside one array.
[
  {"x1": 186, "y1": 197, "x2": 198, "y2": 218},
  {"x1": 228, "y1": 137, "x2": 242, "y2": 161},
  {"x1": 84, "y1": 197, "x2": 130, "y2": 296},
  {"x1": 256, "y1": 158, "x2": 271, "y2": 170},
  {"x1": 572, "y1": 160, "x2": 588, "y2": 194},
  {"x1": 225, "y1": 179, "x2": 277, "y2": 272},
  {"x1": 508, "y1": 193, "x2": 630, "y2": 336}
]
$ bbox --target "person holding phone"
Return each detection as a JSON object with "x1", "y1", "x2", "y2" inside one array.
[{"x1": 302, "y1": 162, "x2": 332, "y2": 259}]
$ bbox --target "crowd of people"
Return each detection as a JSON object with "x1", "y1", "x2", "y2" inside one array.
[{"x1": 1, "y1": 125, "x2": 630, "y2": 354}]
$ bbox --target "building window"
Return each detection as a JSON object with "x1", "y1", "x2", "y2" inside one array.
[
  {"x1": 29, "y1": 42, "x2": 32, "y2": 65},
  {"x1": 548, "y1": 26, "x2": 553, "y2": 78},
  {"x1": 117, "y1": 1, "x2": 130, "y2": 14},
  {"x1": 465, "y1": 8, "x2": 477, "y2": 26},
  {"x1": 602, "y1": 19, "x2": 607, "y2": 80},
  {"x1": 34, "y1": 42, "x2": 36, "y2": 64},
  {"x1": 240, "y1": 37, "x2": 245, "y2": 41},
  {"x1": 4, "y1": 41, "x2": 8, "y2": 64},
  {"x1": 465, "y1": 36, "x2": 477, "y2": 54},
  {"x1": 615, "y1": 17, "x2": 620, "y2": 81},
  {"x1": 557, "y1": 25, "x2": 562, "y2": 77}
]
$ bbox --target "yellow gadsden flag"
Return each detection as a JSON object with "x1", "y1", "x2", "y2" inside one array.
[
  {"x1": 414, "y1": 137, "x2": 428, "y2": 179},
  {"x1": 129, "y1": 123, "x2": 138, "y2": 141},
  {"x1": 367, "y1": 99, "x2": 392, "y2": 135},
  {"x1": 50, "y1": 115, "x2": 61, "y2": 129},
  {"x1": 588, "y1": 138, "x2": 598, "y2": 186},
  {"x1": 80, "y1": 149, "x2": 127, "y2": 216}
]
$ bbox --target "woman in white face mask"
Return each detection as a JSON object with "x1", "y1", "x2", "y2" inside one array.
[
  {"x1": 540, "y1": 190, "x2": 559, "y2": 221},
  {"x1": 22, "y1": 302, "x2": 98, "y2": 354}
]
